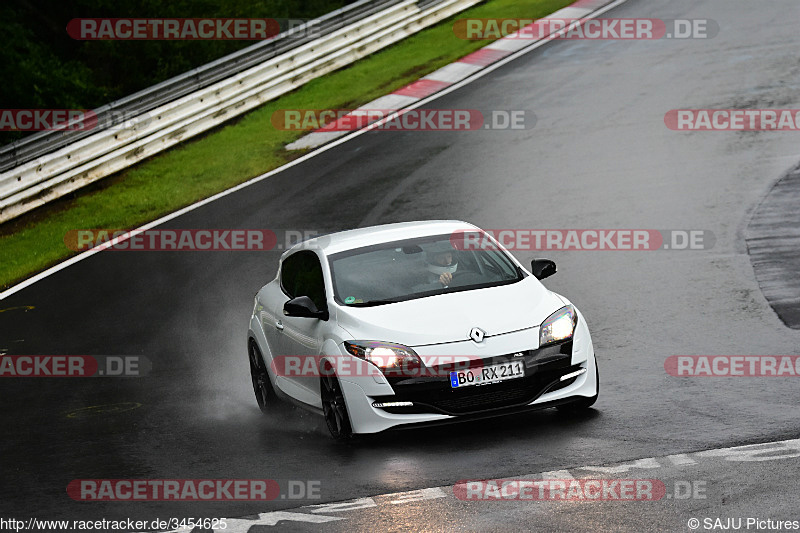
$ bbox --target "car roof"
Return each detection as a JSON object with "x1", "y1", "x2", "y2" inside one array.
[{"x1": 290, "y1": 220, "x2": 480, "y2": 257}]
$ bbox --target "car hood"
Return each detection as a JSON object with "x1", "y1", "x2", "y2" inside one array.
[{"x1": 333, "y1": 277, "x2": 565, "y2": 347}]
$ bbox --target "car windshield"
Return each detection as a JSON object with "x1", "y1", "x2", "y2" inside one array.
[{"x1": 328, "y1": 233, "x2": 523, "y2": 306}]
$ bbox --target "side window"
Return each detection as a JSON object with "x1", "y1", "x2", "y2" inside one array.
[
  {"x1": 478, "y1": 250, "x2": 517, "y2": 279},
  {"x1": 280, "y1": 251, "x2": 327, "y2": 310}
]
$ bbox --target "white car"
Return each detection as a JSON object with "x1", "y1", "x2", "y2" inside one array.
[{"x1": 247, "y1": 221, "x2": 599, "y2": 439}]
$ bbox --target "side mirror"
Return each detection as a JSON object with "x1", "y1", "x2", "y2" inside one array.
[
  {"x1": 283, "y1": 296, "x2": 329, "y2": 321},
  {"x1": 531, "y1": 259, "x2": 557, "y2": 280}
]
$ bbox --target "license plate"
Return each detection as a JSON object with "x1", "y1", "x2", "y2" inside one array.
[{"x1": 449, "y1": 361, "x2": 525, "y2": 388}]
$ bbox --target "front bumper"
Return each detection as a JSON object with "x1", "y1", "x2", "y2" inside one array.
[
  {"x1": 340, "y1": 310, "x2": 597, "y2": 434},
  {"x1": 372, "y1": 340, "x2": 578, "y2": 416}
]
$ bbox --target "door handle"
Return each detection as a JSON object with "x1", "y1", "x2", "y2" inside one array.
[{"x1": 275, "y1": 320, "x2": 284, "y2": 331}]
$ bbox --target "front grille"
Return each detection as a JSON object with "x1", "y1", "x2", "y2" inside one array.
[
  {"x1": 374, "y1": 340, "x2": 581, "y2": 415},
  {"x1": 432, "y1": 386, "x2": 531, "y2": 412}
]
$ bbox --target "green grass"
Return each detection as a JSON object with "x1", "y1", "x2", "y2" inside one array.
[{"x1": 0, "y1": 0, "x2": 573, "y2": 291}]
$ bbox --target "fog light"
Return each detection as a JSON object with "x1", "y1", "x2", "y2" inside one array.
[
  {"x1": 560, "y1": 368, "x2": 587, "y2": 381},
  {"x1": 372, "y1": 401, "x2": 414, "y2": 408}
]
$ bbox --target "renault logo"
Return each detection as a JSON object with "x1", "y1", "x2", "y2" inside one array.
[{"x1": 469, "y1": 327, "x2": 486, "y2": 343}]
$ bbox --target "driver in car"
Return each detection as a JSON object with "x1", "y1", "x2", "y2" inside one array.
[{"x1": 424, "y1": 242, "x2": 459, "y2": 287}]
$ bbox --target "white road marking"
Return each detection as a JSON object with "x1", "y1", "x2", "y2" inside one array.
[
  {"x1": 422, "y1": 62, "x2": 483, "y2": 83},
  {"x1": 667, "y1": 453, "x2": 698, "y2": 466},
  {"x1": 541, "y1": 469, "x2": 575, "y2": 480},
  {"x1": 580, "y1": 457, "x2": 662, "y2": 474},
  {"x1": 386, "y1": 487, "x2": 447, "y2": 505},
  {"x1": 307, "y1": 497, "x2": 377, "y2": 513},
  {"x1": 156, "y1": 438, "x2": 800, "y2": 532}
]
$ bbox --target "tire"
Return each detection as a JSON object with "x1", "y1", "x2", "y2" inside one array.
[
  {"x1": 320, "y1": 361, "x2": 353, "y2": 440},
  {"x1": 557, "y1": 362, "x2": 599, "y2": 412},
  {"x1": 248, "y1": 341, "x2": 276, "y2": 413}
]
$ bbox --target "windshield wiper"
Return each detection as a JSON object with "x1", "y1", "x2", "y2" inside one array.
[{"x1": 347, "y1": 299, "x2": 399, "y2": 307}]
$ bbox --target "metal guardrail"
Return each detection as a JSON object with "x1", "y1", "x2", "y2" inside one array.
[
  {"x1": 0, "y1": 0, "x2": 402, "y2": 173},
  {"x1": 0, "y1": 0, "x2": 478, "y2": 224}
]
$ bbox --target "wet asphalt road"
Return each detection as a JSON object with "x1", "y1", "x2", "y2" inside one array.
[{"x1": 2, "y1": 0, "x2": 800, "y2": 529}]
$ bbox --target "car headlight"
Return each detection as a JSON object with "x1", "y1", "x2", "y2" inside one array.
[
  {"x1": 344, "y1": 341, "x2": 422, "y2": 376},
  {"x1": 539, "y1": 305, "x2": 577, "y2": 347}
]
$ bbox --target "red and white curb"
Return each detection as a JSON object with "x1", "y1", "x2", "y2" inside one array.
[
  {"x1": 155, "y1": 438, "x2": 800, "y2": 531},
  {"x1": 286, "y1": 0, "x2": 619, "y2": 150}
]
